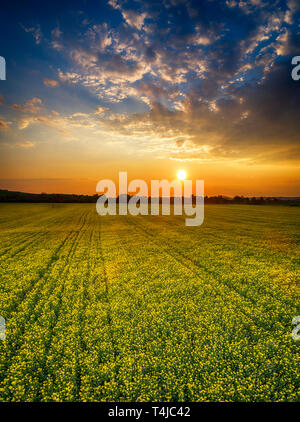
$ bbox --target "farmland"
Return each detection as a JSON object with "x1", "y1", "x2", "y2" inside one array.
[{"x1": 0, "y1": 203, "x2": 299, "y2": 401}]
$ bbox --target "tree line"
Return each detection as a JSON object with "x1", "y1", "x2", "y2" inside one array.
[{"x1": 0, "y1": 190, "x2": 299, "y2": 206}]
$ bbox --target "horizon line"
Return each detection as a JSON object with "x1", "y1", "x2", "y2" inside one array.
[{"x1": 1, "y1": 189, "x2": 300, "y2": 200}]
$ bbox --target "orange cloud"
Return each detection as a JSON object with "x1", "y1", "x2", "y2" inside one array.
[
  {"x1": 43, "y1": 78, "x2": 59, "y2": 87},
  {"x1": 0, "y1": 120, "x2": 9, "y2": 129},
  {"x1": 12, "y1": 97, "x2": 43, "y2": 114},
  {"x1": 17, "y1": 141, "x2": 35, "y2": 148},
  {"x1": 94, "y1": 106, "x2": 110, "y2": 115}
]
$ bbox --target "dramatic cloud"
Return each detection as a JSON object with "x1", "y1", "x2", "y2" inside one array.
[{"x1": 1, "y1": 0, "x2": 300, "y2": 168}]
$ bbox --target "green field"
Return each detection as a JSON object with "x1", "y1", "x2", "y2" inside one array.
[{"x1": 0, "y1": 203, "x2": 299, "y2": 401}]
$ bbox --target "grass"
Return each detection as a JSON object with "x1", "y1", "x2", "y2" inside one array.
[{"x1": 0, "y1": 203, "x2": 299, "y2": 401}]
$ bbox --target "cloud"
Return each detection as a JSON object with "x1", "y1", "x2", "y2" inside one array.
[
  {"x1": 0, "y1": 120, "x2": 9, "y2": 129},
  {"x1": 86, "y1": 23, "x2": 112, "y2": 52},
  {"x1": 50, "y1": 26, "x2": 64, "y2": 50},
  {"x1": 90, "y1": 55, "x2": 300, "y2": 164},
  {"x1": 5, "y1": 0, "x2": 300, "y2": 166},
  {"x1": 14, "y1": 104, "x2": 97, "y2": 134},
  {"x1": 94, "y1": 106, "x2": 110, "y2": 115},
  {"x1": 121, "y1": 10, "x2": 148, "y2": 30},
  {"x1": 12, "y1": 97, "x2": 43, "y2": 114},
  {"x1": 108, "y1": 0, "x2": 121, "y2": 11},
  {"x1": 43, "y1": 78, "x2": 59, "y2": 87},
  {"x1": 284, "y1": 0, "x2": 300, "y2": 24},
  {"x1": 23, "y1": 24, "x2": 42, "y2": 44},
  {"x1": 17, "y1": 141, "x2": 35, "y2": 148}
]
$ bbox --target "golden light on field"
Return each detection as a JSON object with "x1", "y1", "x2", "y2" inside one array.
[{"x1": 177, "y1": 170, "x2": 187, "y2": 181}]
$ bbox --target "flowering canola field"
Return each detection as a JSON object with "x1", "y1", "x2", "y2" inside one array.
[{"x1": 0, "y1": 203, "x2": 299, "y2": 401}]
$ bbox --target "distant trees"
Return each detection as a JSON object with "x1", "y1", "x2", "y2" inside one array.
[
  {"x1": 0, "y1": 190, "x2": 99, "y2": 203},
  {"x1": 0, "y1": 190, "x2": 299, "y2": 206}
]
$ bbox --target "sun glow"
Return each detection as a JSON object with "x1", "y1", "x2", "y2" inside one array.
[{"x1": 177, "y1": 170, "x2": 187, "y2": 181}]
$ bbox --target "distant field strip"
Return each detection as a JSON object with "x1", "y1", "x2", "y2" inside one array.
[{"x1": 0, "y1": 203, "x2": 299, "y2": 401}]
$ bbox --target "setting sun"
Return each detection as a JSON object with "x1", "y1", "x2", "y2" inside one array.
[{"x1": 177, "y1": 170, "x2": 187, "y2": 181}]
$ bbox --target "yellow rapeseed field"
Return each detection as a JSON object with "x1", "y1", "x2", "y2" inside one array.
[{"x1": 0, "y1": 203, "x2": 299, "y2": 401}]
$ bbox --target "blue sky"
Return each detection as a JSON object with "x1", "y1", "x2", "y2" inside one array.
[{"x1": 0, "y1": 0, "x2": 299, "y2": 195}]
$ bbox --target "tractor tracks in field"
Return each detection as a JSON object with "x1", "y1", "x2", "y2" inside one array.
[
  {"x1": 0, "y1": 209, "x2": 50, "y2": 232},
  {"x1": 0, "y1": 212, "x2": 89, "y2": 395},
  {"x1": 97, "y1": 217, "x2": 119, "y2": 362},
  {"x1": 4, "y1": 226, "x2": 74, "y2": 316},
  {"x1": 34, "y1": 212, "x2": 89, "y2": 401},
  {"x1": 0, "y1": 212, "x2": 72, "y2": 260},
  {"x1": 124, "y1": 216, "x2": 282, "y2": 335},
  {"x1": 4, "y1": 211, "x2": 88, "y2": 316},
  {"x1": 73, "y1": 216, "x2": 120, "y2": 401},
  {"x1": 0, "y1": 230, "x2": 48, "y2": 259},
  {"x1": 138, "y1": 215, "x2": 296, "y2": 310},
  {"x1": 73, "y1": 223, "x2": 95, "y2": 401},
  {"x1": 0, "y1": 213, "x2": 89, "y2": 372}
]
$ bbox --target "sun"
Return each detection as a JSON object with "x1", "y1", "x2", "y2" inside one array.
[{"x1": 177, "y1": 169, "x2": 187, "y2": 181}]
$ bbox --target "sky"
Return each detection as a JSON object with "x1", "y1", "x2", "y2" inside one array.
[{"x1": 0, "y1": 0, "x2": 299, "y2": 196}]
